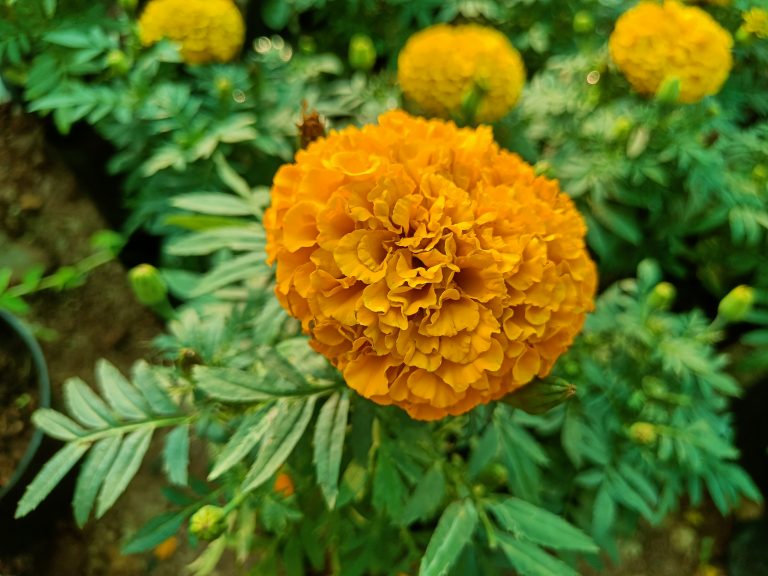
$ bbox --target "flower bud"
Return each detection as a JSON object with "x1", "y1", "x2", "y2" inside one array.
[
  {"x1": 106, "y1": 50, "x2": 130, "y2": 75},
  {"x1": 648, "y1": 281, "x2": 677, "y2": 310},
  {"x1": 655, "y1": 76, "x2": 681, "y2": 104},
  {"x1": 189, "y1": 505, "x2": 226, "y2": 541},
  {"x1": 629, "y1": 422, "x2": 658, "y2": 445},
  {"x1": 752, "y1": 164, "x2": 768, "y2": 182},
  {"x1": 348, "y1": 34, "x2": 376, "y2": 71},
  {"x1": 573, "y1": 11, "x2": 595, "y2": 33},
  {"x1": 717, "y1": 285, "x2": 755, "y2": 322},
  {"x1": 503, "y1": 378, "x2": 576, "y2": 415},
  {"x1": 611, "y1": 116, "x2": 634, "y2": 140},
  {"x1": 128, "y1": 264, "x2": 167, "y2": 306}
]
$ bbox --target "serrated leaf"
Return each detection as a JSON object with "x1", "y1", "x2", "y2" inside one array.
[
  {"x1": 171, "y1": 193, "x2": 253, "y2": 216},
  {"x1": 96, "y1": 360, "x2": 151, "y2": 420},
  {"x1": 194, "y1": 365, "x2": 312, "y2": 403},
  {"x1": 240, "y1": 397, "x2": 316, "y2": 494},
  {"x1": 122, "y1": 510, "x2": 189, "y2": 555},
  {"x1": 214, "y1": 153, "x2": 252, "y2": 199},
  {"x1": 313, "y1": 391, "x2": 349, "y2": 509},
  {"x1": 419, "y1": 499, "x2": 478, "y2": 576},
  {"x1": 209, "y1": 405, "x2": 275, "y2": 480},
  {"x1": 163, "y1": 425, "x2": 189, "y2": 486},
  {"x1": 400, "y1": 463, "x2": 446, "y2": 526},
  {"x1": 488, "y1": 498, "x2": 598, "y2": 553},
  {"x1": 372, "y1": 444, "x2": 407, "y2": 519},
  {"x1": 32, "y1": 408, "x2": 86, "y2": 440},
  {"x1": 592, "y1": 484, "x2": 616, "y2": 541},
  {"x1": 73, "y1": 435, "x2": 122, "y2": 527},
  {"x1": 497, "y1": 533, "x2": 580, "y2": 576},
  {"x1": 15, "y1": 442, "x2": 89, "y2": 518},
  {"x1": 131, "y1": 361, "x2": 179, "y2": 416},
  {"x1": 188, "y1": 252, "x2": 269, "y2": 297},
  {"x1": 64, "y1": 377, "x2": 114, "y2": 429},
  {"x1": 96, "y1": 428, "x2": 153, "y2": 518},
  {"x1": 165, "y1": 227, "x2": 265, "y2": 257}
]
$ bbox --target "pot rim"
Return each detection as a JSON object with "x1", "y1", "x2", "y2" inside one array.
[{"x1": 0, "y1": 310, "x2": 51, "y2": 501}]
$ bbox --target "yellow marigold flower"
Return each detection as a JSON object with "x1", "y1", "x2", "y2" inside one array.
[
  {"x1": 609, "y1": 1, "x2": 733, "y2": 103},
  {"x1": 138, "y1": 0, "x2": 245, "y2": 65},
  {"x1": 397, "y1": 24, "x2": 526, "y2": 123},
  {"x1": 264, "y1": 110, "x2": 597, "y2": 420},
  {"x1": 742, "y1": 8, "x2": 768, "y2": 39}
]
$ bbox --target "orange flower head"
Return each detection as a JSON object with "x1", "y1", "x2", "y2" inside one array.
[
  {"x1": 609, "y1": 1, "x2": 733, "y2": 103},
  {"x1": 265, "y1": 110, "x2": 597, "y2": 420}
]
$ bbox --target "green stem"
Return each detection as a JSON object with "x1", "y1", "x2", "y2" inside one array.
[{"x1": 74, "y1": 414, "x2": 194, "y2": 444}]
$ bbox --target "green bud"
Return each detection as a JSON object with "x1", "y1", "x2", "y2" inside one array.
[
  {"x1": 642, "y1": 376, "x2": 666, "y2": 398},
  {"x1": 215, "y1": 77, "x2": 233, "y2": 96},
  {"x1": 628, "y1": 422, "x2": 657, "y2": 445},
  {"x1": 534, "y1": 160, "x2": 552, "y2": 177},
  {"x1": 348, "y1": 34, "x2": 376, "y2": 71},
  {"x1": 655, "y1": 76, "x2": 681, "y2": 104},
  {"x1": 106, "y1": 50, "x2": 130, "y2": 75},
  {"x1": 572, "y1": 11, "x2": 595, "y2": 33},
  {"x1": 189, "y1": 505, "x2": 226, "y2": 541},
  {"x1": 647, "y1": 281, "x2": 677, "y2": 310},
  {"x1": 612, "y1": 116, "x2": 634, "y2": 140},
  {"x1": 503, "y1": 378, "x2": 576, "y2": 415},
  {"x1": 752, "y1": 164, "x2": 768, "y2": 182},
  {"x1": 128, "y1": 264, "x2": 167, "y2": 306},
  {"x1": 298, "y1": 36, "x2": 317, "y2": 55},
  {"x1": 736, "y1": 26, "x2": 751, "y2": 43},
  {"x1": 717, "y1": 285, "x2": 755, "y2": 322}
]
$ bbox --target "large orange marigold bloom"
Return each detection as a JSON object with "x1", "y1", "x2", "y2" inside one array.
[
  {"x1": 138, "y1": 0, "x2": 245, "y2": 65},
  {"x1": 265, "y1": 111, "x2": 597, "y2": 420},
  {"x1": 397, "y1": 24, "x2": 526, "y2": 123},
  {"x1": 609, "y1": 1, "x2": 733, "y2": 104}
]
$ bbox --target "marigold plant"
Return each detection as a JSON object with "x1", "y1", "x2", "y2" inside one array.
[
  {"x1": 265, "y1": 110, "x2": 597, "y2": 420},
  {"x1": 138, "y1": 0, "x2": 245, "y2": 65},
  {"x1": 609, "y1": 0, "x2": 733, "y2": 103},
  {"x1": 397, "y1": 24, "x2": 526, "y2": 123}
]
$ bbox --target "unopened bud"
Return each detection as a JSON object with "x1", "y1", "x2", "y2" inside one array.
[
  {"x1": 629, "y1": 422, "x2": 657, "y2": 445},
  {"x1": 189, "y1": 505, "x2": 225, "y2": 541},
  {"x1": 503, "y1": 378, "x2": 576, "y2": 415},
  {"x1": 752, "y1": 164, "x2": 768, "y2": 182},
  {"x1": 612, "y1": 116, "x2": 633, "y2": 140},
  {"x1": 106, "y1": 50, "x2": 130, "y2": 75},
  {"x1": 717, "y1": 285, "x2": 755, "y2": 322},
  {"x1": 348, "y1": 34, "x2": 376, "y2": 71},
  {"x1": 648, "y1": 282, "x2": 677, "y2": 310},
  {"x1": 573, "y1": 11, "x2": 595, "y2": 33},
  {"x1": 128, "y1": 264, "x2": 167, "y2": 306}
]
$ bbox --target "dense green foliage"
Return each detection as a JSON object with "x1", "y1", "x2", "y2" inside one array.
[{"x1": 2, "y1": 0, "x2": 767, "y2": 574}]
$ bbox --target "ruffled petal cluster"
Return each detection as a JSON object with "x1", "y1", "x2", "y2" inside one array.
[
  {"x1": 397, "y1": 24, "x2": 526, "y2": 124},
  {"x1": 609, "y1": 1, "x2": 733, "y2": 103},
  {"x1": 138, "y1": 0, "x2": 245, "y2": 65},
  {"x1": 265, "y1": 111, "x2": 596, "y2": 421}
]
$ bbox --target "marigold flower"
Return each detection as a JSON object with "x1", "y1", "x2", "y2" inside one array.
[
  {"x1": 742, "y1": 8, "x2": 768, "y2": 39},
  {"x1": 265, "y1": 110, "x2": 596, "y2": 420},
  {"x1": 138, "y1": 0, "x2": 245, "y2": 65},
  {"x1": 609, "y1": 1, "x2": 733, "y2": 103},
  {"x1": 397, "y1": 24, "x2": 526, "y2": 123}
]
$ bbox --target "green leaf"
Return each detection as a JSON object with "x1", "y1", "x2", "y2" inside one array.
[
  {"x1": 165, "y1": 227, "x2": 265, "y2": 257},
  {"x1": 171, "y1": 193, "x2": 254, "y2": 216},
  {"x1": 64, "y1": 377, "x2": 114, "y2": 429},
  {"x1": 96, "y1": 360, "x2": 150, "y2": 420},
  {"x1": 194, "y1": 364, "x2": 314, "y2": 403},
  {"x1": 419, "y1": 499, "x2": 478, "y2": 576},
  {"x1": 0, "y1": 268, "x2": 11, "y2": 293},
  {"x1": 592, "y1": 484, "x2": 616, "y2": 541},
  {"x1": 241, "y1": 397, "x2": 316, "y2": 494},
  {"x1": 122, "y1": 510, "x2": 189, "y2": 555},
  {"x1": 488, "y1": 498, "x2": 598, "y2": 553},
  {"x1": 15, "y1": 442, "x2": 89, "y2": 518},
  {"x1": 497, "y1": 533, "x2": 580, "y2": 576},
  {"x1": 214, "y1": 153, "x2": 252, "y2": 199},
  {"x1": 372, "y1": 443, "x2": 407, "y2": 519},
  {"x1": 188, "y1": 252, "x2": 269, "y2": 297},
  {"x1": 208, "y1": 405, "x2": 275, "y2": 480},
  {"x1": 32, "y1": 408, "x2": 86, "y2": 440},
  {"x1": 163, "y1": 424, "x2": 190, "y2": 486},
  {"x1": 73, "y1": 435, "x2": 122, "y2": 527},
  {"x1": 96, "y1": 428, "x2": 153, "y2": 518},
  {"x1": 131, "y1": 361, "x2": 179, "y2": 416},
  {"x1": 313, "y1": 390, "x2": 349, "y2": 509},
  {"x1": 400, "y1": 463, "x2": 447, "y2": 526}
]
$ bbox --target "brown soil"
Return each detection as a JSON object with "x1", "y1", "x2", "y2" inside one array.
[{"x1": 0, "y1": 318, "x2": 39, "y2": 490}]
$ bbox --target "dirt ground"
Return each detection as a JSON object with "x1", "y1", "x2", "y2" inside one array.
[{"x1": 0, "y1": 103, "x2": 206, "y2": 576}]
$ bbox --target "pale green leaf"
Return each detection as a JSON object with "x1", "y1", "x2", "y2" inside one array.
[
  {"x1": 209, "y1": 405, "x2": 275, "y2": 480},
  {"x1": 64, "y1": 377, "x2": 114, "y2": 429},
  {"x1": 16, "y1": 442, "x2": 89, "y2": 518},
  {"x1": 313, "y1": 391, "x2": 349, "y2": 509},
  {"x1": 400, "y1": 463, "x2": 447, "y2": 526},
  {"x1": 96, "y1": 428, "x2": 153, "y2": 518},
  {"x1": 32, "y1": 408, "x2": 86, "y2": 440},
  {"x1": 163, "y1": 424, "x2": 190, "y2": 486},
  {"x1": 122, "y1": 510, "x2": 189, "y2": 555},
  {"x1": 96, "y1": 359, "x2": 150, "y2": 420},
  {"x1": 241, "y1": 397, "x2": 316, "y2": 494},
  {"x1": 171, "y1": 193, "x2": 253, "y2": 216},
  {"x1": 498, "y1": 533, "x2": 579, "y2": 576},
  {"x1": 419, "y1": 499, "x2": 478, "y2": 576},
  {"x1": 73, "y1": 435, "x2": 122, "y2": 527},
  {"x1": 131, "y1": 361, "x2": 179, "y2": 416}
]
